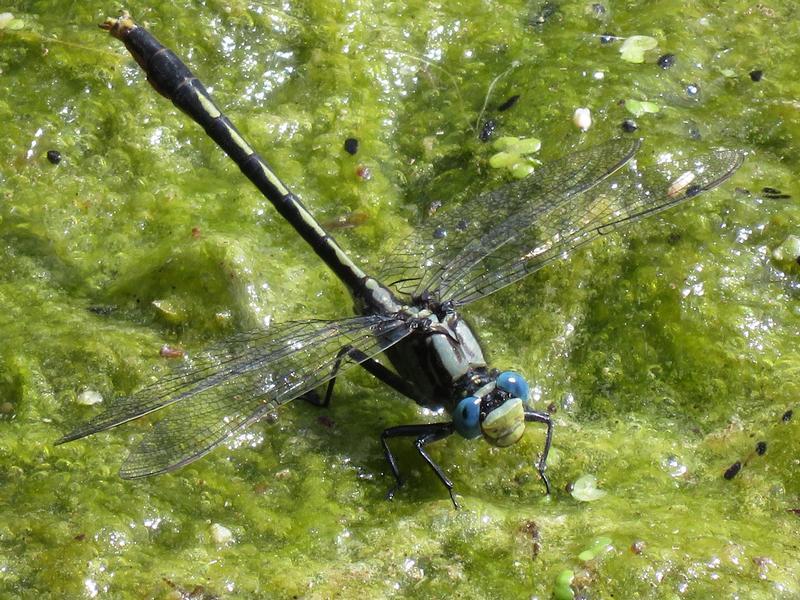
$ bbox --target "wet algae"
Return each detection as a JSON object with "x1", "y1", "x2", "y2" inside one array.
[{"x1": 1, "y1": 1, "x2": 799, "y2": 598}]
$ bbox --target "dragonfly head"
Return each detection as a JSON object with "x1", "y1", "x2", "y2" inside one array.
[{"x1": 453, "y1": 371, "x2": 530, "y2": 447}]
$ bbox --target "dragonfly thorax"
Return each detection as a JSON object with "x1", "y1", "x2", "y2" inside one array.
[{"x1": 381, "y1": 308, "x2": 488, "y2": 409}]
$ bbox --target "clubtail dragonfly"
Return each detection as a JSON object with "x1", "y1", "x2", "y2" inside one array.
[{"x1": 58, "y1": 14, "x2": 744, "y2": 508}]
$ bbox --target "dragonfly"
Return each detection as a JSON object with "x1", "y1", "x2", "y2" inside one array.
[{"x1": 57, "y1": 14, "x2": 744, "y2": 508}]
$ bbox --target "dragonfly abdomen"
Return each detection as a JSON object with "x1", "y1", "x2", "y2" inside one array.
[{"x1": 101, "y1": 15, "x2": 373, "y2": 301}]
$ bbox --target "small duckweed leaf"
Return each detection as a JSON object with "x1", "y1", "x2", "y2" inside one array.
[
  {"x1": 620, "y1": 35, "x2": 658, "y2": 63},
  {"x1": 571, "y1": 474, "x2": 607, "y2": 502}
]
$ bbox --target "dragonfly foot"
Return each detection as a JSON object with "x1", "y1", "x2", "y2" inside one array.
[
  {"x1": 538, "y1": 468, "x2": 552, "y2": 495},
  {"x1": 448, "y1": 489, "x2": 461, "y2": 510},
  {"x1": 386, "y1": 482, "x2": 403, "y2": 501}
]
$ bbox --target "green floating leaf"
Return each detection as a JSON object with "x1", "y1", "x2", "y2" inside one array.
[
  {"x1": 579, "y1": 536, "x2": 613, "y2": 561},
  {"x1": 553, "y1": 569, "x2": 575, "y2": 600},
  {"x1": 489, "y1": 151, "x2": 519, "y2": 169},
  {"x1": 772, "y1": 235, "x2": 800, "y2": 264},
  {"x1": 571, "y1": 474, "x2": 607, "y2": 502},
  {"x1": 554, "y1": 585, "x2": 574, "y2": 600},
  {"x1": 513, "y1": 137, "x2": 541, "y2": 155},
  {"x1": 619, "y1": 35, "x2": 658, "y2": 63},
  {"x1": 591, "y1": 536, "x2": 613, "y2": 550},
  {"x1": 510, "y1": 162, "x2": 535, "y2": 179},
  {"x1": 492, "y1": 136, "x2": 541, "y2": 155},
  {"x1": 493, "y1": 136, "x2": 521, "y2": 151},
  {"x1": 555, "y1": 569, "x2": 575, "y2": 587},
  {"x1": 625, "y1": 99, "x2": 660, "y2": 117}
]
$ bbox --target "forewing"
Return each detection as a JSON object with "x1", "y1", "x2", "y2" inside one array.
[
  {"x1": 377, "y1": 137, "x2": 640, "y2": 301},
  {"x1": 444, "y1": 147, "x2": 745, "y2": 305},
  {"x1": 57, "y1": 314, "x2": 411, "y2": 477}
]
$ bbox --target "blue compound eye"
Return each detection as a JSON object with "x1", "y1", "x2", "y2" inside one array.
[
  {"x1": 496, "y1": 371, "x2": 529, "y2": 401},
  {"x1": 453, "y1": 396, "x2": 482, "y2": 439}
]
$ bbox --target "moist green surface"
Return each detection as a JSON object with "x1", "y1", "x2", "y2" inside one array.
[{"x1": 1, "y1": 1, "x2": 799, "y2": 598}]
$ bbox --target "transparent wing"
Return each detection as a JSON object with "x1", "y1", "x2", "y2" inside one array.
[
  {"x1": 58, "y1": 314, "x2": 411, "y2": 478},
  {"x1": 444, "y1": 147, "x2": 744, "y2": 305},
  {"x1": 377, "y1": 137, "x2": 640, "y2": 301},
  {"x1": 377, "y1": 139, "x2": 743, "y2": 306}
]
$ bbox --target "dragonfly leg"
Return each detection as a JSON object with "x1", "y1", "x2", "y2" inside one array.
[
  {"x1": 320, "y1": 346, "x2": 421, "y2": 407},
  {"x1": 299, "y1": 389, "x2": 326, "y2": 406},
  {"x1": 380, "y1": 422, "x2": 459, "y2": 508},
  {"x1": 525, "y1": 410, "x2": 554, "y2": 495},
  {"x1": 301, "y1": 345, "x2": 361, "y2": 408}
]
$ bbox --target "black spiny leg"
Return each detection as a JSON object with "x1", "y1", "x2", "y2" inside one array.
[
  {"x1": 381, "y1": 422, "x2": 459, "y2": 508},
  {"x1": 311, "y1": 345, "x2": 421, "y2": 408},
  {"x1": 300, "y1": 345, "x2": 352, "y2": 408},
  {"x1": 525, "y1": 410, "x2": 554, "y2": 495}
]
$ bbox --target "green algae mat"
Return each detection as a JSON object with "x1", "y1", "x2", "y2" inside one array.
[{"x1": 1, "y1": 1, "x2": 799, "y2": 598}]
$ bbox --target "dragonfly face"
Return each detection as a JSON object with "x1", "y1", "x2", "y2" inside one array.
[{"x1": 453, "y1": 370, "x2": 531, "y2": 447}]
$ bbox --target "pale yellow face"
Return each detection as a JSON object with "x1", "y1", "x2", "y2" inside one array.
[{"x1": 480, "y1": 397, "x2": 526, "y2": 447}]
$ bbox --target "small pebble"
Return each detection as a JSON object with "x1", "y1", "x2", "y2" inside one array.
[
  {"x1": 591, "y1": 3, "x2": 606, "y2": 16},
  {"x1": 497, "y1": 94, "x2": 520, "y2": 112},
  {"x1": 0, "y1": 401, "x2": 14, "y2": 414},
  {"x1": 46, "y1": 149, "x2": 61, "y2": 164},
  {"x1": 600, "y1": 32, "x2": 615, "y2": 44},
  {"x1": 630, "y1": 540, "x2": 646, "y2": 555},
  {"x1": 755, "y1": 441, "x2": 767, "y2": 455},
  {"x1": 343, "y1": 137, "x2": 359, "y2": 155},
  {"x1": 530, "y1": 1, "x2": 558, "y2": 25},
  {"x1": 621, "y1": 119, "x2": 637, "y2": 133},
  {"x1": 355, "y1": 165, "x2": 372, "y2": 180},
  {"x1": 573, "y1": 107, "x2": 592, "y2": 131},
  {"x1": 479, "y1": 118, "x2": 497, "y2": 142},
  {"x1": 724, "y1": 461, "x2": 741, "y2": 480},
  {"x1": 76, "y1": 390, "x2": 103, "y2": 406},
  {"x1": 317, "y1": 415, "x2": 335, "y2": 428},
  {"x1": 657, "y1": 53, "x2": 676, "y2": 69},
  {"x1": 749, "y1": 69, "x2": 763, "y2": 82},
  {"x1": 210, "y1": 523, "x2": 233, "y2": 544},
  {"x1": 160, "y1": 345, "x2": 185, "y2": 359}
]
